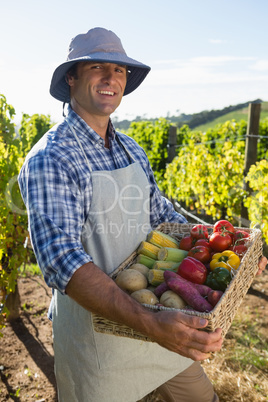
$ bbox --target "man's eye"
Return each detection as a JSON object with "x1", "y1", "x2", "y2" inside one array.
[{"x1": 116, "y1": 67, "x2": 126, "y2": 73}]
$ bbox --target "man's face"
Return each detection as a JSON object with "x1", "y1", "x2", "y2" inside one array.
[{"x1": 68, "y1": 62, "x2": 127, "y2": 118}]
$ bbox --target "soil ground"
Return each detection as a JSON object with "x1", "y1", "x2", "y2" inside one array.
[{"x1": 0, "y1": 268, "x2": 267, "y2": 402}]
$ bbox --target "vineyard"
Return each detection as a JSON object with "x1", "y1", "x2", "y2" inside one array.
[
  {"x1": 127, "y1": 116, "x2": 268, "y2": 234},
  {"x1": 1, "y1": 93, "x2": 268, "y2": 328},
  {"x1": 0, "y1": 94, "x2": 268, "y2": 399}
]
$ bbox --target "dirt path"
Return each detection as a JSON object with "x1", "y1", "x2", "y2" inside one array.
[
  {"x1": 0, "y1": 277, "x2": 57, "y2": 401},
  {"x1": 0, "y1": 269, "x2": 267, "y2": 401}
]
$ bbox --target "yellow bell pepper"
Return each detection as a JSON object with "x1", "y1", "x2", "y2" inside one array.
[{"x1": 210, "y1": 250, "x2": 240, "y2": 272}]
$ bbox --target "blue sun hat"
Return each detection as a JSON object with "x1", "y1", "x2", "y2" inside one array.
[{"x1": 50, "y1": 27, "x2": 151, "y2": 102}]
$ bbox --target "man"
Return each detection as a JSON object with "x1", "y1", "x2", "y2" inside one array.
[{"x1": 18, "y1": 27, "x2": 266, "y2": 401}]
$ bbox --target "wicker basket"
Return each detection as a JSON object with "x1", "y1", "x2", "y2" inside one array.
[{"x1": 92, "y1": 223, "x2": 263, "y2": 341}]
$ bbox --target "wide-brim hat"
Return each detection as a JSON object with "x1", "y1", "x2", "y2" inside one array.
[{"x1": 50, "y1": 27, "x2": 151, "y2": 102}]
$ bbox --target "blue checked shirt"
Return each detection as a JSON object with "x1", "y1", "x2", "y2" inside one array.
[{"x1": 18, "y1": 107, "x2": 187, "y2": 298}]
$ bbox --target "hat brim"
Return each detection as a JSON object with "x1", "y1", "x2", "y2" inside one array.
[{"x1": 49, "y1": 52, "x2": 151, "y2": 102}]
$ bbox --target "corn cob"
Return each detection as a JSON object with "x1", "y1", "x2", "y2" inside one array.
[
  {"x1": 137, "y1": 241, "x2": 160, "y2": 260},
  {"x1": 147, "y1": 230, "x2": 179, "y2": 249},
  {"x1": 135, "y1": 254, "x2": 155, "y2": 269},
  {"x1": 148, "y1": 269, "x2": 165, "y2": 286},
  {"x1": 152, "y1": 261, "x2": 181, "y2": 271},
  {"x1": 158, "y1": 247, "x2": 188, "y2": 262}
]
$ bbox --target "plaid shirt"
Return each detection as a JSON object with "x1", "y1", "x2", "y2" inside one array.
[{"x1": 18, "y1": 107, "x2": 187, "y2": 296}]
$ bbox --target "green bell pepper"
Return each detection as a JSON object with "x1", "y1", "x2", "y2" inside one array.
[{"x1": 205, "y1": 267, "x2": 232, "y2": 291}]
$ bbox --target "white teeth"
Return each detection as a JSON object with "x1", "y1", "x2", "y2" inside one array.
[{"x1": 98, "y1": 90, "x2": 114, "y2": 96}]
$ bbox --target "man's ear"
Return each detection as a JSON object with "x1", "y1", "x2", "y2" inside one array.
[{"x1": 65, "y1": 73, "x2": 73, "y2": 86}]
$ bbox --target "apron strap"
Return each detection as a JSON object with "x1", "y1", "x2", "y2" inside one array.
[{"x1": 115, "y1": 135, "x2": 136, "y2": 163}]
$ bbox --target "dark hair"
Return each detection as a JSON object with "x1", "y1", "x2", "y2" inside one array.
[{"x1": 66, "y1": 63, "x2": 79, "y2": 80}]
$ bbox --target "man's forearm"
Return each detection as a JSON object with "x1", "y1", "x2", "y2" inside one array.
[{"x1": 65, "y1": 262, "x2": 155, "y2": 336}]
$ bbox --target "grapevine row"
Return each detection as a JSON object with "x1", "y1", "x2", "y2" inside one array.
[{"x1": 1, "y1": 94, "x2": 267, "y2": 334}]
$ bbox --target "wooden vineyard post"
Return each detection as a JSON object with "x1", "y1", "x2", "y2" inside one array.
[
  {"x1": 167, "y1": 125, "x2": 177, "y2": 163},
  {"x1": 241, "y1": 102, "x2": 261, "y2": 225}
]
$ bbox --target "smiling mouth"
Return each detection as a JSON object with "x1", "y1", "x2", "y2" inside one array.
[{"x1": 98, "y1": 90, "x2": 115, "y2": 96}]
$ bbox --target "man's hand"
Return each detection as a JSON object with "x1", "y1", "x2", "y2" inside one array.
[
  {"x1": 256, "y1": 256, "x2": 267, "y2": 276},
  {"x1": 149, "y1": 310, "x2": 223, "y2": 361},
  {"x1": 147, "y1": 255, "x2": 267, "y2": 360}
]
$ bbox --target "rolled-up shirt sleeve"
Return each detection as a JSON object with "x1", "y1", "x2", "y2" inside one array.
[{"x1": 18, "y1": 153, "x2": 92, "y2": 294}]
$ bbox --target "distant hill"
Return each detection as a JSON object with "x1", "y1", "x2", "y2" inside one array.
[
  {"x1": 193, "y1": 101, "x2": 268, "y2": 132},
  {"x1": 113, "y1": 99, "x2": 268, "y2": 132}
]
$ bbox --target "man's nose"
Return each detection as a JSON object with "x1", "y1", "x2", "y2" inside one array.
[{"x1": 102, "y1": 68, "x2": 116, "y2": 83}]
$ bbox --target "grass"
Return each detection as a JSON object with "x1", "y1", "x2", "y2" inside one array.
[
  {"x1": 201, "y1": 307, "x2": 268, "y2": 401},
  {"x1": 225, "y1": 313, "x2": 268, "y2": 372}
]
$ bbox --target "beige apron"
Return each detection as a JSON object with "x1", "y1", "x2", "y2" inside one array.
[{"x1": 52, "y1": 123, "x2": 193, "y2": 401}]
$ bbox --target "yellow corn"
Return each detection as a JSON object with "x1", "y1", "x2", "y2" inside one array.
[
  {"x1": 148, "y1": 269, "x2": 165, "y2": 286},
  {"x1": 152, "y1": 261, "x2": 181, "y2": 271},
  {"x1": 158, "y1": 247, "x2": 188, "y2": 262},
  {"x1": 137, "y1": 241, "x2": 160, "y2": 260},
  {"x1": 147, "y1": 230, "x2": 179, "y2": 249},
  {"x1": 135, "y1": 254, "x2": 155, "y2": 269}
]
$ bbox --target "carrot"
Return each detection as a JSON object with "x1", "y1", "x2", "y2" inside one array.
[
  {"x1": 165, "y1": 277, "x2": 213, "y2": 312},
  {"x1": 163, "y1": 270, "x2": 212, "y2": 297}
]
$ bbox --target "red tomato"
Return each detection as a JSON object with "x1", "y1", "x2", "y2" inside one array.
[
  {"x1": 179, "y1": 236, "x2": 193, "y2": 251},
  {"x1": 190, "y1": 224, "x2": 209, "y2": 240},
  {"x1": 229, "y1": 244, "x2": 248, "y2": 257},
  {"x1": 233, "y1": 230, "x2": 250, "y2": 245},
  {"x1": 213, "y1": 220, "x2": 235, "y2": 236},
  {"x1": 195, "y1": 238, "x2": 212, "y2": 252},
  {"x1": 209, "y1": 232, "x2": 232, "y2": 252},
  {"x1": 177, "y1": 257, "x2": 207, "y2": 284},
  {"x1": 188, "y1": 245, "x2": 211, "y2": 263}
]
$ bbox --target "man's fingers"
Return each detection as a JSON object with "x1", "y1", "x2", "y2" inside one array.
[
  {"x1": 178, "y1": 312, "x2": 222, "y2": 334},
  {"x1": 256, "y1": 256, "x2": 267, "y2": 276},
  {"x1": 184, "y1": 327, "x2": 223, "y2": 352},
  {"x1": 154, "y1": 311, "x2": 224, "y2": 360},
  {"x1": 179, "y1": 348, "x2": 212, "y2": 362},
  {"x1": 176, "y1": 331, "x2": 223, "y2": 361},
  {"x1": 177, "y1": 312, "x2": 208, "y2": 329}
]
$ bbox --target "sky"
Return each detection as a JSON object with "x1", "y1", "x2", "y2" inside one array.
[{"x1": 1, "y1": 0, "x2": 268, "y2": 125}]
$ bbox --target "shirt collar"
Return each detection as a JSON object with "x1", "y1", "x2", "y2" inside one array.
[{"x1": 66, "y1": 105, "x2": 116, "y2": 145}]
